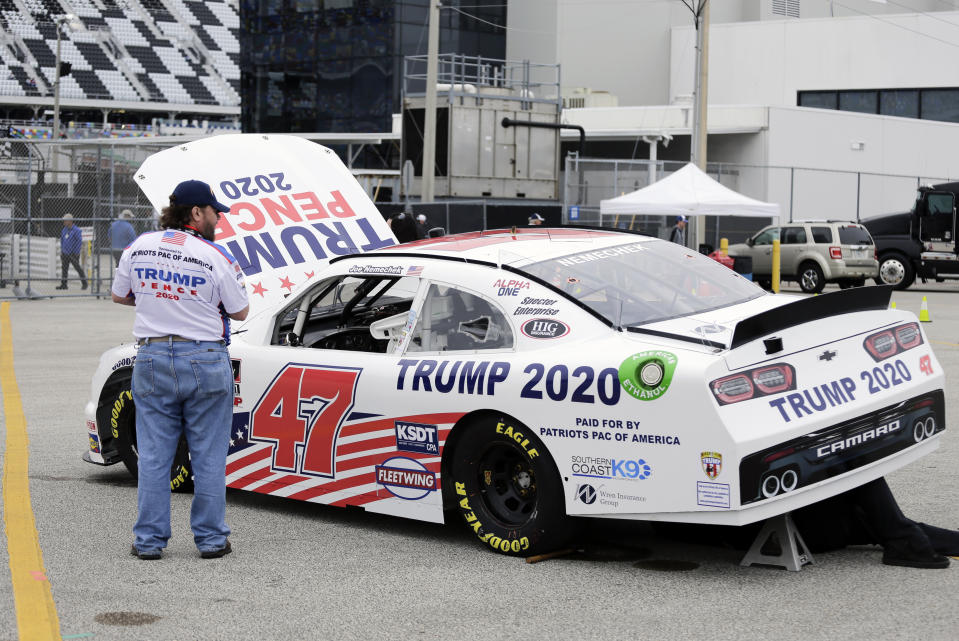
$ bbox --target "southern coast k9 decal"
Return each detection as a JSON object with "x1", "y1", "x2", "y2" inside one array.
[{"x1": 250, "y1": 363, "x2": 361, "y2": 477}]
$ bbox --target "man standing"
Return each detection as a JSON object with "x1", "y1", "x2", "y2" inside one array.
[
  {"x1": 668, "y1": 215, "x2": 687, "y2": 246},
  {"x1": 109, "y1": 209, "x2": 137, "y2": 266},
  {"x1": 57, "y1": 213, "x2": 87, "y2": 290},
  {"x1": 528, "y1": 213, "x2": 545, "y2": 226},
  {"x1": 112, "y1": 179, "x2": 249, "y2": 561}
]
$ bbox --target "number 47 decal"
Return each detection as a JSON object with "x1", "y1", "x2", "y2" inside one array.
[{"x1": 250, "y1": 364, "x2": 361, "y2": 477}]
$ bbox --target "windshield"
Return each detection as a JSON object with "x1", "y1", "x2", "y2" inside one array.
[{"x1": 518, "y1": 239, "x2": 763, "y2": 327}]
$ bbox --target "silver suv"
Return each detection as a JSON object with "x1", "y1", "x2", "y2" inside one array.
[{"x1": 728, "y1": 221, "x2": 879, "y2": 294}]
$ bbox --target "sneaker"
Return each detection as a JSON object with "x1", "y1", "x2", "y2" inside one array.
[
  {"x1": 200, "y1": 540, "x2": 232, "y2": 559},
  {"x1": 55, "y1": 285, "x2": 67, "y2": 290},
  {"x1": 81, "y1": 281, "x2": 88, "y2": 290},
  {"x1": 130, "y1": 544, "x2": 161, "y2": 560},
  {"x1": 882, "y1": 537, "x2": 950, "y2": 569}
]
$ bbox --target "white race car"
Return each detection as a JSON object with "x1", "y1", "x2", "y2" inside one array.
[{"x1": 83, "y1": 136, "x2": 945, "y2": 556}]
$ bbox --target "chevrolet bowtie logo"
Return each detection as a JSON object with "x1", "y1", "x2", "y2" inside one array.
[{"x1": 819, "y1": 350, "x2": 837, "y2": 362}]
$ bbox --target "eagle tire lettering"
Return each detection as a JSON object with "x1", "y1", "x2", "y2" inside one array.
[{"x1": 450, "y1": 415, "x2": 573, "y2": 556}]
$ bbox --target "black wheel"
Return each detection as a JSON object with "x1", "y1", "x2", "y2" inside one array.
[
  {"x1": 110, "y1": 389, "x2": 193, "y2": 492},
  {"x1": 798, "y1": 262, "x2": 825, "y2": 294},
  {"x1": 450, "y1": 416, "x2": 571, "y2": 556},
  {"x1": 876, "y1": 253, "x2": 915, "y2": 290}
]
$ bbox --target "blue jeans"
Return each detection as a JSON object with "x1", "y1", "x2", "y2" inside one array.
[{"x1": 132, "y1": 339, "x2": 233, "y2": 553}]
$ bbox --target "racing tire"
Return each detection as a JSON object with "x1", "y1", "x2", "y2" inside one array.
[
  {"x1": 876, "y1": 253, "x2": 915, "y2": 290},
  {"x1": 450, "y1": 416, "x2": 571, "y2": 556},
  {"x1": 110, "y1": 389, "x2": 193, "y2": 493},
  {"x1": 798, "y1": 262, "x2": 825, "y2": 294}
]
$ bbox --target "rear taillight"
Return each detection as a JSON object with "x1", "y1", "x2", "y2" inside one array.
[
  {"x1": 863, "y1": 322, "x2": 924, "y2": 361},
  {"x1": 711, "y1": 363, "x2": 796, "y2": 406},
  {"x1": 829, "y1": 246, "x2": 842, "y2": 260}
]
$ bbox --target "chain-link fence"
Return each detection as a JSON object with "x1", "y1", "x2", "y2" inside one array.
[
  {"x1": 562, "y1": 155, "x2": 951, "y2": 249},
  {"x1": 0, "y1": 138, "x2": 168, "y2": 299},
  {"x1": 1, "y1": 138, "x2": 949, "y2": 299}
]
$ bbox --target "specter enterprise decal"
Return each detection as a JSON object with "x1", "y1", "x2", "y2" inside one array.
[{"x1": 618, "y1": 351, "x2": 677, "y2": 401}]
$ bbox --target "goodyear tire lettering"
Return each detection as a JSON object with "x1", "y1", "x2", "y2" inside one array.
[{"x1": 451, "y1": 415, "x2": 572, "y2": 556}]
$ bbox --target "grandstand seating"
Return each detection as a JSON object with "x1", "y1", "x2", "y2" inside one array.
[{"x1": 0, "y1": 0, "x2": 240, "y2": 107}]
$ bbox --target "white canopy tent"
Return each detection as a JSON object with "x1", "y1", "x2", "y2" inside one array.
[{"x1": 599, "y1": 163, "x2": 780, "y2": 219}]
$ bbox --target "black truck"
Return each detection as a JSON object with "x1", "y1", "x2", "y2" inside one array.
[{"x1": 862, "y1": 183, "x2": 958, "y2": 290}]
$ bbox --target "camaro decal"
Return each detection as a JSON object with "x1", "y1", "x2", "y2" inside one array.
[{"x1": 741, "y1": 391, "x2": 944, "y2": 504}]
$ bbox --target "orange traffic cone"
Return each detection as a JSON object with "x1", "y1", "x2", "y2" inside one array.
[{"x1": 919, "y1": 296, "x2": 931, "y2": 322}]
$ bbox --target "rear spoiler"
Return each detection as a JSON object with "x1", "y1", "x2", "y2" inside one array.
[{"x1": 730, "y1": 286, "x2": 894, "y2": 349}]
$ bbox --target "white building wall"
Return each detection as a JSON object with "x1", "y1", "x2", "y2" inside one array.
[
  {"x1": 508, "y1": 2, "x2": 959, "y2": 108},
  {"x1": 671, "y1": 12, "x2": 959, "y2": 107},
  {"x1": 762, "y1": 107, "x2": 959, "y2": 221}
]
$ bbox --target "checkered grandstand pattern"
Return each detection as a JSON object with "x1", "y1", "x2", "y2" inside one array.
[{"x1": 0, "y1": 0, "x2": 239, "y2": 106}]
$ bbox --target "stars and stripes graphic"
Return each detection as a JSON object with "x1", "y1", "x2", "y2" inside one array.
[
  {"x1": 406, "y1": 266, "x2": 424, "y2": 277},
  {"x1": 162, "y1": 230, "x2": 188, "y2": 246},
  {"x1": 224, "y1": 412, "x2": 462, "y2": 515}
]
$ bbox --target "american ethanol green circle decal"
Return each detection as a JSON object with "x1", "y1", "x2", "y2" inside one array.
[{"x1": 618, "y1": 351, "x2": 677, "y2": 401}]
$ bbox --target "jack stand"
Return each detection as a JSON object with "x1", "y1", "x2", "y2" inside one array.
[{"x1": 740, "y1": 512, "x2": 813, "y2": 571}]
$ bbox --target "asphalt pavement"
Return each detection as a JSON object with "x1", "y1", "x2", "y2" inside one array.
[{"x1": 0, "y1": 282, "x2": 957, "y2": 641}]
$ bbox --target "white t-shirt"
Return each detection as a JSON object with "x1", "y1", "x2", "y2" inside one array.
[{"x1": 112, "y1": 228, "x2": 249, "y2": 342}]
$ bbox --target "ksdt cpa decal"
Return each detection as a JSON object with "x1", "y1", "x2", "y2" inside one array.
[
  {"x1": 395, "y1": 420, "x2": 438, "y2": 454},
  {"x1": 618, "y1": 351, "x2": 677, "y2": 401}
]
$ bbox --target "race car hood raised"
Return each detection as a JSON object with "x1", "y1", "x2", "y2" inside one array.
[{"x1": 134, "y1": 134, "x2": 398, "y2": 313}]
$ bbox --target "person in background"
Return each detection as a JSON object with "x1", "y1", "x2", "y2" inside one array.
[
  {"x1": 109, "y1": 209, "x2": 137, "y2": 266},
  {"x1": 57, "y1": 213, "x2": 87, "y2": 290},
  {"x1": 669, "y1": 215, "x2": 687, "y2": 246},
  {"x1": 389, "y1": 212, "x2": 419, "y2": 243},
  {"x1": 415, "y1": 214, "x2": 429, "y2": 239},
  {"x1": 528, "y1": 213, "x2": 545, "y2": 226}
]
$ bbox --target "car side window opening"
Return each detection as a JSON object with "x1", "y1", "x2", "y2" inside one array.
[
  {"x1": 811, "y1": 226, "x2": 833, "y2": 243},
  {"x1": 781, "y1": 227, "x2": 807, "y2": 245},
  {"x1": 753, "y1": 227, "x2": 779, "y2": 245},
  {"x1": 407, "y1": 283, "x2": 513, "y2": 352},
  {"x1": 272, "y1": 274, "x2": 420, "y2": 352}
]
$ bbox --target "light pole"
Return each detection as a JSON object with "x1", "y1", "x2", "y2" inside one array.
[{"x1": 52, "y1": 13, "x2": 82, "y2": 143}]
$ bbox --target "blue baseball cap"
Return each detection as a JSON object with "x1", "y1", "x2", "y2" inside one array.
[
  {"x1": 171, "y1": 180, "x2": 230, "y2": 213},
  {"x1": 676, "y1": 215, "x2": 688, "y2": 223}
]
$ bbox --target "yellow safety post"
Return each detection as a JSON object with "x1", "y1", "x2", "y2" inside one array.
[
  {"x1": 720, "y1": 237, "x2": 728, "y2": 256},
  {"x1": 772, "y1": 239, "x2": 781, "y2": 293}
]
